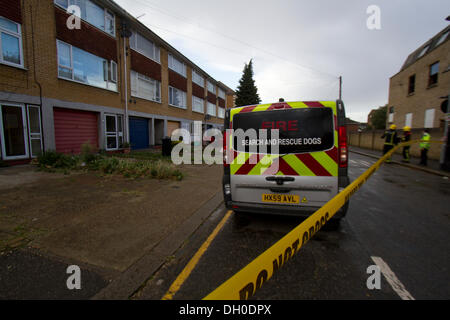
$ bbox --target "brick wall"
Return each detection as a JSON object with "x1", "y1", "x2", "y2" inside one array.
[
  {"x1": 0, "y1": 0, "x2": 22, "y2": 23},
  {"x1": 130, "y1": 50, "x2": 161, "y2": 81},
  {"x1": 349, "y1": 128, "x2": 444, "y2": 160}
]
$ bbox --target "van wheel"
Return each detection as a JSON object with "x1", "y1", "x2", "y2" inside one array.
[{"x1": 323, "y1": 218, "x2": 341, "y2": 231}]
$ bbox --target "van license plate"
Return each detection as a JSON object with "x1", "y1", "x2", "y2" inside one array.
[{"x1": 262, "y1": 194, "x2": 300, "y2": 204}]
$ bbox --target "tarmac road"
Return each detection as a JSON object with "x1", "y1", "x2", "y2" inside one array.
[{"x1": 136, "y1": 152, "x2": 450, "y2": 300}]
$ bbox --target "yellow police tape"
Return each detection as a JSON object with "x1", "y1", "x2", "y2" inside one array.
[{"x1": 203, "y1": 139, "x2": 443, "y2": 300}]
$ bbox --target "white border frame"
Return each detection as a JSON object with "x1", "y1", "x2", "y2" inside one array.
[
  {"x1": 105, "y1": 113, "x2": 123, "y2": 151},
  {"x1": 0, "y1": 16, "x2": 24, "y2": 69},
  {"x1": 27, "y1": 105, "x2": 43, "y2": 158},
  {"x1": 0, "y1": 102, "x2": 29, "y2": 160}
]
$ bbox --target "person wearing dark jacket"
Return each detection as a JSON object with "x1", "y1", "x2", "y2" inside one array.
[
  {"x1": 401, "y1": 126, "x2": 412, "y2": 163},
  {"x1": 381, "y1": 124, "x2": 398, "y2": 163}
]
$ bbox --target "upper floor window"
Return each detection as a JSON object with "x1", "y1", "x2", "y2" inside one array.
[
  {"x1": 130, "y1": 70, "x2": 161, "y2": 103},
  {"x1": 407, "y1": 74, "x2": 415, "y2": 95},
  {"x1": 0, "y1": 16, "x2": 23, "y2": 67},
  {"x1": 55, "y1": 0, "x2": 115, "y2": 36},
  {"x1": 57, "y1": 40, "x2": 117, "y2": 91},
  {"x1": 169, "y1": 86, "x2": 187, "y2": 109},
  {"x1": 192, "y1": 70, "x2": 204, "y2": 87},
  {"x1": 192, "y1": 96, "x2": 204, "y2": 113},
  {"x1": 207, "y1": 101, "x2": 216, "y2": 116},
  {"x1": 435, "y1": 30, "x2": 449, "y2": 47},
  {"x1": 218, "y1": 88, "x2": 225, "y2": 99},
  {"x1": 168, "y1": 54, "x2": 186, "y2": 77},
  {"x1": 416, "y1": 45, "x2": 429, "y2": 59},
  {"x1": 218, "y1": 107, "x2": 225, "y2": 119},
  {"x1": 130, "y1": 31, "x2": 160, "y2": 63},
  {"x1": 428, "y1": 61, "x2": 439, "y2": 86},
  {"x1": 207, "y1": 80, "x2": 215, "y2": 94}
]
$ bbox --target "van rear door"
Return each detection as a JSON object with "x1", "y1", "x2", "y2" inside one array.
[{"x1": 228, "y1": 101, "x2": 339, "y2": 211}]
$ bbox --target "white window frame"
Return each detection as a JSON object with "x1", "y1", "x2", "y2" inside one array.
[
  {"x1": 207, "y1": 101, "x2": 216, "y2": 116},
  {"x1": 192, "y1": 70, "x2": 204, "y2": 87},
  {"x1": 168, "y1": 54, "x2": 186, "y2": 77},
  {"x1": 405, "y1": 113, "x2": 412, "y2": 128},
  {"x1": 105, "y1": 113, "x2": 123, "y2": 151},
  {"x1": 0, "y1": 103, "x2": 29, "y2": 160},
  {"x1": 207, "y1": 80, "x2": 215, "y2": 94},
  {"x1": 129, "y1": 30, "x2": 160, "y2": 63},
  {"x1": 218, "y1": 88, "x2": 225, "y2": 100},
  {"x1": 168, "y1": 86, "x2": 187, "y2": 109},
  {"x1": 0, "y1": 16, "x2": 24, "y2": 68},
  {"x1": 27, "y1": 105, "x2": 43, "y2": 158},
  {"x1": 110, "y1": 60, "x2": 117, "y2": 83},
  {"x1": 436, "y1": 30, "x2": 449, "y2": 47},
  {"x1": 417, "y1": 45, "x2": 429, "y2": 59},
  {"x1": 424, "y1": 108, "x2": 435, "y2": 128},
  {"x1": 54, "y1": 0, "x2": 116, "y2": 37},
  {"x1": 130, "y1": 70, "x2": 161, "y2": 103},
  {"x1": 218, "y1": 107, "x2": 225, "y2": 119},
  {"x1": 56, "y1": 40, "x2": 117, "y2": 92},
  {"x1": 192, "y1": 96, "x2": 204, "y2": 114}
]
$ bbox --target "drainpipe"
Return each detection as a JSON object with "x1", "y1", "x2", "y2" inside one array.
[
  {"x1": 440, "y1": 94, "x2": 449, "y2": 170},
  {"x1": 123, "y1": 36, "x2": 129, "y2": 143},
  {"x1": 120, "y1": 21, "x2": 131, "y2": 143}
]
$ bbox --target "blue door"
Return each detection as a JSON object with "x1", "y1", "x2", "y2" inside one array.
[{"x1": 129, "y1": 117, "x2": 149, "y2": 150}]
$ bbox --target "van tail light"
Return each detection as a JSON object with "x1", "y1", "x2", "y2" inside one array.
[{"x1": 338, "y1": 125, "x2": 348, "y2": 168}]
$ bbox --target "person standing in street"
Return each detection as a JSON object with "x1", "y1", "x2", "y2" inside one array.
[
  {"x1": 401, "y1": 126, "x2": 412, "y2": 163},
  {"x1": 381, "y1": 124, "x2": 398, "y2": 163},
  {"x1": 419, "y1": 129, "x2": 431, "y2": 166}
]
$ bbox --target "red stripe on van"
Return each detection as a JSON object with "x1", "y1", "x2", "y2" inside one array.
[
  {"x1": 303, "y1": 101, "x2": 325, "y2": 108},
  {"x1": 325, "y1": 147, "x2": 338, "y2": 162},
  {"x1": 234, "y1": 154, "x2": 260, "y2": 175},
  {"x1": 278, "y1": 157, "x2": 298, "y2": 175},
  {"x1": 239, "y1": 105, "x2": 257, "y2": 113},
  {"x1": 295, "y1": 153, "x2": 331, "y2": 176}
]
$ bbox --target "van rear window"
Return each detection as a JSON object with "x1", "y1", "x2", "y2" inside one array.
[{"x1": 232, "y1": 108, "x2": 334, "y2": 154}]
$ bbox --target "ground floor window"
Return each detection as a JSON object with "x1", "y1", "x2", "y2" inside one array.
[
  {"x1": 105, "y1": 114, "x2": 123, "y2": 150},
  {"x1": 0, "y1": 104, "x2": 42, "y2": 160}
]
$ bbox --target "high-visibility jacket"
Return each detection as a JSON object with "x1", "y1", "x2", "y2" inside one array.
[
  {"x1": 381, "y1": 129, "x2": 398, "y2": 145},
  {"x1": 420, "y1": 132, "x2": 431, "y2": 150}
]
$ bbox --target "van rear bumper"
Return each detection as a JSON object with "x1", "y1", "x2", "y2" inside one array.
[{"x1": 225, "y1": 201, "x2": 348, "y2": 220}]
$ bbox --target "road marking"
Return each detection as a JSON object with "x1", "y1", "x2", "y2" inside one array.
[
  {"x1": 371, "y1": 256, "x2": 415, "y2": 300},
  {"x1": 360, "y1": 160, "x2": 372, "y2": 167},
  {"x1": 162, "y1": 210, "x2": 233, "y2": 300}
]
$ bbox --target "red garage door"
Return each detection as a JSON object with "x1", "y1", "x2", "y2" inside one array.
[{"x1": 54, "y1": 108, "x2": 99, "y2": 154}]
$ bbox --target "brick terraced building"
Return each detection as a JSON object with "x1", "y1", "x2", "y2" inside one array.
[
  {"x1": 387, "y1": 25, "x2": 449, "y2": 130},
  {"x1": 0, "y1": 0, "x2": 234, "y2": 164}
]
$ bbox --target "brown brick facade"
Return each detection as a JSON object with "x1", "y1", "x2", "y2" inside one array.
[
  {"x1": 130, "y1": 50, "x2": 161, "y2": 81},
  {"x1": 168, "y1": 69, "x2": 187, "y2": 92},
  {"x1": 192, "y1": 82, "x2": 205, "y2": 99},
  {"x1": 218, "y1": 97, "x2": 225, "y2": 108},
  {"x1": 207, "y1": 91, "x2": 216, "y2": 104},
  {"x1": 55, "y1": 7, "x2": 117, "y2": 62},
  {"x1": 0, "y1": 0, "x2": 22, "y2": 23}
]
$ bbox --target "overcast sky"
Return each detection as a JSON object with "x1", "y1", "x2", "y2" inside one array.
[{"x1": 114, "y1": 0, "x2": 449, "y2": 122}]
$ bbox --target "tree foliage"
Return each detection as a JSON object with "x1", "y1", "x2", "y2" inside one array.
[
  {"x1": 370, "y1": 106, "x2": 387, "y2": 130},
  {"x1": 235, "y1": 59, "x2": 261, "y2": 107}
]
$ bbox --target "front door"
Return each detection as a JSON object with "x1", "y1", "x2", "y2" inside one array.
[
  {"x1": 0, "y1": 104, "x2": 29, "y2": 160},
  {"x1": 27, "y1": 105, "x2": 43, "y2": 158}
]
